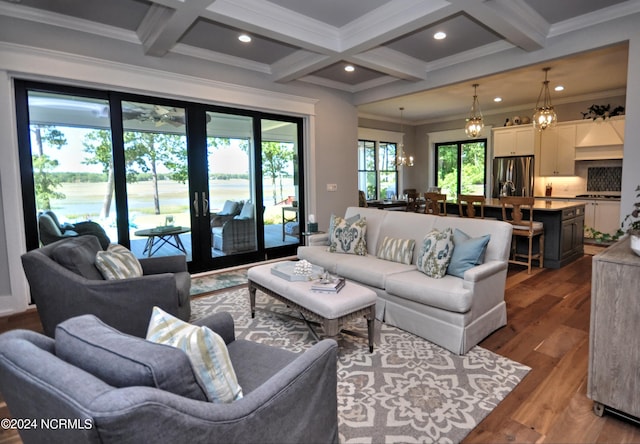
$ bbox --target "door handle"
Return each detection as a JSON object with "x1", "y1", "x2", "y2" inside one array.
[
  {"x1": 202, "y1": 192, "x2": 209, "y2": 216},
  {"x1": 193, "y1": 192, "x2": 199, "y2": 217}
]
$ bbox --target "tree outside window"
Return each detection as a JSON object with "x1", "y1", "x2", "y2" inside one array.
[{"x1": 435, "y1": 140, "x2": 487, "y2": 202}]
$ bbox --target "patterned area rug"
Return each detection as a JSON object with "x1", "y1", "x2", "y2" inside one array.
[
  {"x1": 190, "y1": 269, "x2": 248, "y2": 296},
  {"x1": 191, "y1": 288, "x2": 530, "y2": 443}
]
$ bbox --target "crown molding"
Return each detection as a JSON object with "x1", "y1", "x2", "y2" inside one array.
[
  {"x1": 549, "y1": 1, "x2": 640, "y2": 38},
  {"x1": 0, "y1": 42, "x2": 317, "y2": 115},
  {"x1": 0, "y1": 1, "x2": 139, "y2": 45}
]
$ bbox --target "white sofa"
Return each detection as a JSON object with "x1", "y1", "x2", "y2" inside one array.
[{"x1": 297, "y1": 206, "x2": 513, "y2": 355}]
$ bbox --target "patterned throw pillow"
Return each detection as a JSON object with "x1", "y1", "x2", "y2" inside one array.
[
  {"x1": 328, "y1": 215, "x2": 367, "y2": 255},
  {"x1": 95, "y1": 244, "x2": 143, "y2": 280},
  {"x1": 376, "y1": 236, "x2": 415, "y2": 265},
  {"x1": 416, "y1": 228, "x2": 454, "y2": 278},
  {"x1": 146, "y1": 307, "x2": 243, "y2": 404}
]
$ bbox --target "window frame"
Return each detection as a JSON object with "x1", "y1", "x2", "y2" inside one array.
[{"x1": 434, "y1": 138, "x2": 488, "y2": 201}]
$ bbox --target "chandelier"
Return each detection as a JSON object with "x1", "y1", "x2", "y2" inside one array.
[
  {"x1": 396, "y1": 107, "x2": 414, "y2": 167},
  {"x1": 464, "y1": 83, "x2": 484, "y2": 138},
  {"x1": 533, "y1": 67, "x2": 557, "y2": 131}
]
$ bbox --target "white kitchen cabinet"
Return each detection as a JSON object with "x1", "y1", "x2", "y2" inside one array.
[
  {"x1": 583, "y1": 200, "x2": 621, "y2": 237},
  {"x1": 537, "y1": 123, "x2": 576, "y2": 176},
  {"x1": 574, "y1": 117, "x2": 625, "y2": 160},
  {"x1": 493, "y1": 125, "x2": 534, "y2": 157}
]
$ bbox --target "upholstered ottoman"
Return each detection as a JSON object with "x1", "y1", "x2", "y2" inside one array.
[{"x1": 247, "y1": 261, "x2": 377, "y2": 352}]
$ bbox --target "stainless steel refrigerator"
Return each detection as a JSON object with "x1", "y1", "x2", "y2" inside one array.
[{"x1": 492, "y1": 155, "x2": 534, "y2": 198}]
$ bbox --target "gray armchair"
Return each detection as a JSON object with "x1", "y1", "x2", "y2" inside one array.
[
  {"x1": 21, "y1": 235, "x2": 191, "y2": 338},
  {"x1": 0, "y1": 313, "x2": 339, "y2": 444}
]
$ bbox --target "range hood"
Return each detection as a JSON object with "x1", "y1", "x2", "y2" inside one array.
[{"x1": 574, "y1": 119, "x2": 624, "y2": 160}]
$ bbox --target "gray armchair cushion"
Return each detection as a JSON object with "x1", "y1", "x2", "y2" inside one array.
[
  {"x1": 55, "y1": 315, "x2": 209, "y2": 401},
  {"x1": 50, "y1": 235, "x2": 104, "y2": 280}
]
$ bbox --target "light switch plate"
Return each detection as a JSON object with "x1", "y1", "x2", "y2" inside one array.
[{"x1": 327, "y1": 183, "x2": 337, "y2": 192}]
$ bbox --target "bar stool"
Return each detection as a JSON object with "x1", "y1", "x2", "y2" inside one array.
[
  {"x1": 423, "y1": 192, "x2": 447, "y2": 216},
  {"x1": 500, "y1": 196, "x2": 544, "y2": 274},
  {"x1": 405, "y1": 191, "x2": 420, "y2": 212},
  {"x1": 458, "y1": 195, "x2": 485, "y2": 218}
]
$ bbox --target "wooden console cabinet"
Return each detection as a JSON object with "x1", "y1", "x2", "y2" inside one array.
[{"x1": 588, "y1": 236, "x2": 640, "y2": 419}]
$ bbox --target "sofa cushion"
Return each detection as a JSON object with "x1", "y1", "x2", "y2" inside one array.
[
  {"x1": 55, "y1": 314, "x2": 209, "y2": 401},
  {"x1": 95, "y1": 244, "x2": 143, "y2": 280},
  {"x1": 328, "y1": 215, "x2": 367, "y2": 255},
  {"x1": 51, "y1": 235, "x2": 104, "y2": 280},
  {"x1": 416, "y1": 228, "x2": 454, "y2": 278},
  {"x1": 447, "y1": 229, "x2": 491, "y2": 278},
  {"x1": 376, "y1": 236, "x2": 415, "y2": 265},
  {"x1": 336, "y1": 254, "x2": 415, "y2": 289},
  {"x1": 147, "y1": 307, "x2": 243, "y2": 404},
  {"x1": 385, "y1": 270, "x2": 473, "y2": 313}
]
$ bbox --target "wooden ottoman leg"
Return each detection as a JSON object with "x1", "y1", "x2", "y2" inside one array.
[
  {"x1": 248, "y1": 281, "x2": 257, "y2": 318},
  {"x1": 366, "y1": 306, "x2": 375, "y2": 353}
]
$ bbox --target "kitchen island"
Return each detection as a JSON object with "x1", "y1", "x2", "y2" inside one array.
[{"x1": 447, "y1": 198, "x2": 585, "y2": 269}]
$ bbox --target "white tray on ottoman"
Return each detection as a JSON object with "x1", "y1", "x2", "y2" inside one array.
[{"x1": 247, "y1": 261, "x2": 377, "y2": 352}]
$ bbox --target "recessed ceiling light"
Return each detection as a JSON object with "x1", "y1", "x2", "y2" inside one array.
[
  {"x1": 554, "y1": 85, "x2": 564, "y2": 92},
  {"x1": 433, "y1": 31, "x2": 446, "y2": 40},
  {"x1": 494, "y1": 97, "x2": 503, "y2": 102},
  {"x1": 344, "y1": 65, "x2": 355, "y2": 72},
  {"x1": 238, "y1": 34, "x2": 252, "y2": 43}
]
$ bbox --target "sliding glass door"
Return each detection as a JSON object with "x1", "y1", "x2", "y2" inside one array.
[{"x1": 16, "y1": 81, "x2": 304, "y2": 272}]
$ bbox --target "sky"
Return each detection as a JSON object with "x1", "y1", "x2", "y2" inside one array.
[{"x1": 33, "y1": 126, "x2": 250, "y2": 175}]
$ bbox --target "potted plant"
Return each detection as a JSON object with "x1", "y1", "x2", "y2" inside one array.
[{"x1": 619, "y1": 185, "x2": 640, "y2": 255}]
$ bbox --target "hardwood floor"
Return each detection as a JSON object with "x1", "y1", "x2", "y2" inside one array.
[{"x1": 1, "y1": 253, "x2": 639, "y2": 443}]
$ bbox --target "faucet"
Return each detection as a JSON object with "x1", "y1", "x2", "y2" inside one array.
[{"x1": 502, "y1": 180, "x2": 516, "y2": 196}]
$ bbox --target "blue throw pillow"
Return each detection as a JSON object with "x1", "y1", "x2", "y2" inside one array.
[{"x1": 447, "y1": 229, "x2": 490, "y2": 278}]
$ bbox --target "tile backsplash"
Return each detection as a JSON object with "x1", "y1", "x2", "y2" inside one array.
[{"x1": 587, "y1": 167, "x2": 622, "y2": 191}]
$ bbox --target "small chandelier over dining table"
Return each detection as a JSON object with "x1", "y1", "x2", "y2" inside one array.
[
  {"x1": 464, "y1": 83, "x2": 484, "y2": 138},
  {"x1": 532, "y1": 67, "x2": 557, "y2": 131},
  {"x1": 396, "y1": 107, "x2": 414, "y2": 167}
]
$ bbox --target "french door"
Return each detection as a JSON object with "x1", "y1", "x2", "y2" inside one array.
[{"x1": 16, "y1": 81, "x2": 304, "y2": 272}]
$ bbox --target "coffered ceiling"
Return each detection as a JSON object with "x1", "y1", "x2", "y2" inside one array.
[{"x1": 0, "y1": 0, "x2": 636, "y2": 122}]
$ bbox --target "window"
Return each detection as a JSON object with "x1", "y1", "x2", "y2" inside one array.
[
  {"x1": 16, "y1": 80, "x2": 304, "y2": 272},
  {"x1": 358, "y1": 139, "x2": 398, "y2": 200},
  {"x1": 435, "y1": 139, "x2": 487, "y2": 202}
]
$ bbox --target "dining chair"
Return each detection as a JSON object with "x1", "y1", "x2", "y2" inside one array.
[
  {"x1": 500, "y1": 196, "x2": 544, "y2": 274},
  {"x1": 423, "y1": 192, "x2": 447, "y2": 216},
  {"x1": 458, "y1": 195, "x2": 485, "y2": 218},
  {"x1": 405, "y1": 191, "x2": 420, "y2": 212}
]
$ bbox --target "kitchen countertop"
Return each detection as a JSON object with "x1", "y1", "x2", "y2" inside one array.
[
  {"x1": 534, "y1": 195, "x2": 621, "y2": 201},
  {"x1": 484, "y1": 198, "x2": 586, "y2": 211}
]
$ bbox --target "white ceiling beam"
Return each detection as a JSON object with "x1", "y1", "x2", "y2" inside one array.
[
  {"x1": 340, "y1": 0, "x2": 456, "y2": 53},
  {"x1": 138, "y1": 0, "x2": 213, "y2": 57},
  {"x1": 203, "y1": 0, "x2": 341, "y2": 54},
  {"x1": 350, "y1": 47, "x2": 427, "y2": 81},
  {"x1": 270, "y1": 51, "x2": 336, "y2": 83},
  {"x1": 454, "y1": 0, "x2": 548, "y2": 52}
]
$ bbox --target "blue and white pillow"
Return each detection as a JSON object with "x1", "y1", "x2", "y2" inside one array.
[
  {"x1": 146, "y1": 307, "x2": 243, "y2": 404},
  {"x1": 328, "y1": 215, "x2": 367, "y2": 255},
  {"x1": 416, "y1": 228, "x2": 454, "y2": 278}
]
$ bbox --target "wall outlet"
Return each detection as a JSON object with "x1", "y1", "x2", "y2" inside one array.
[{"x1": 326, "y1": 183, "x2": 337, "y2": 192}]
